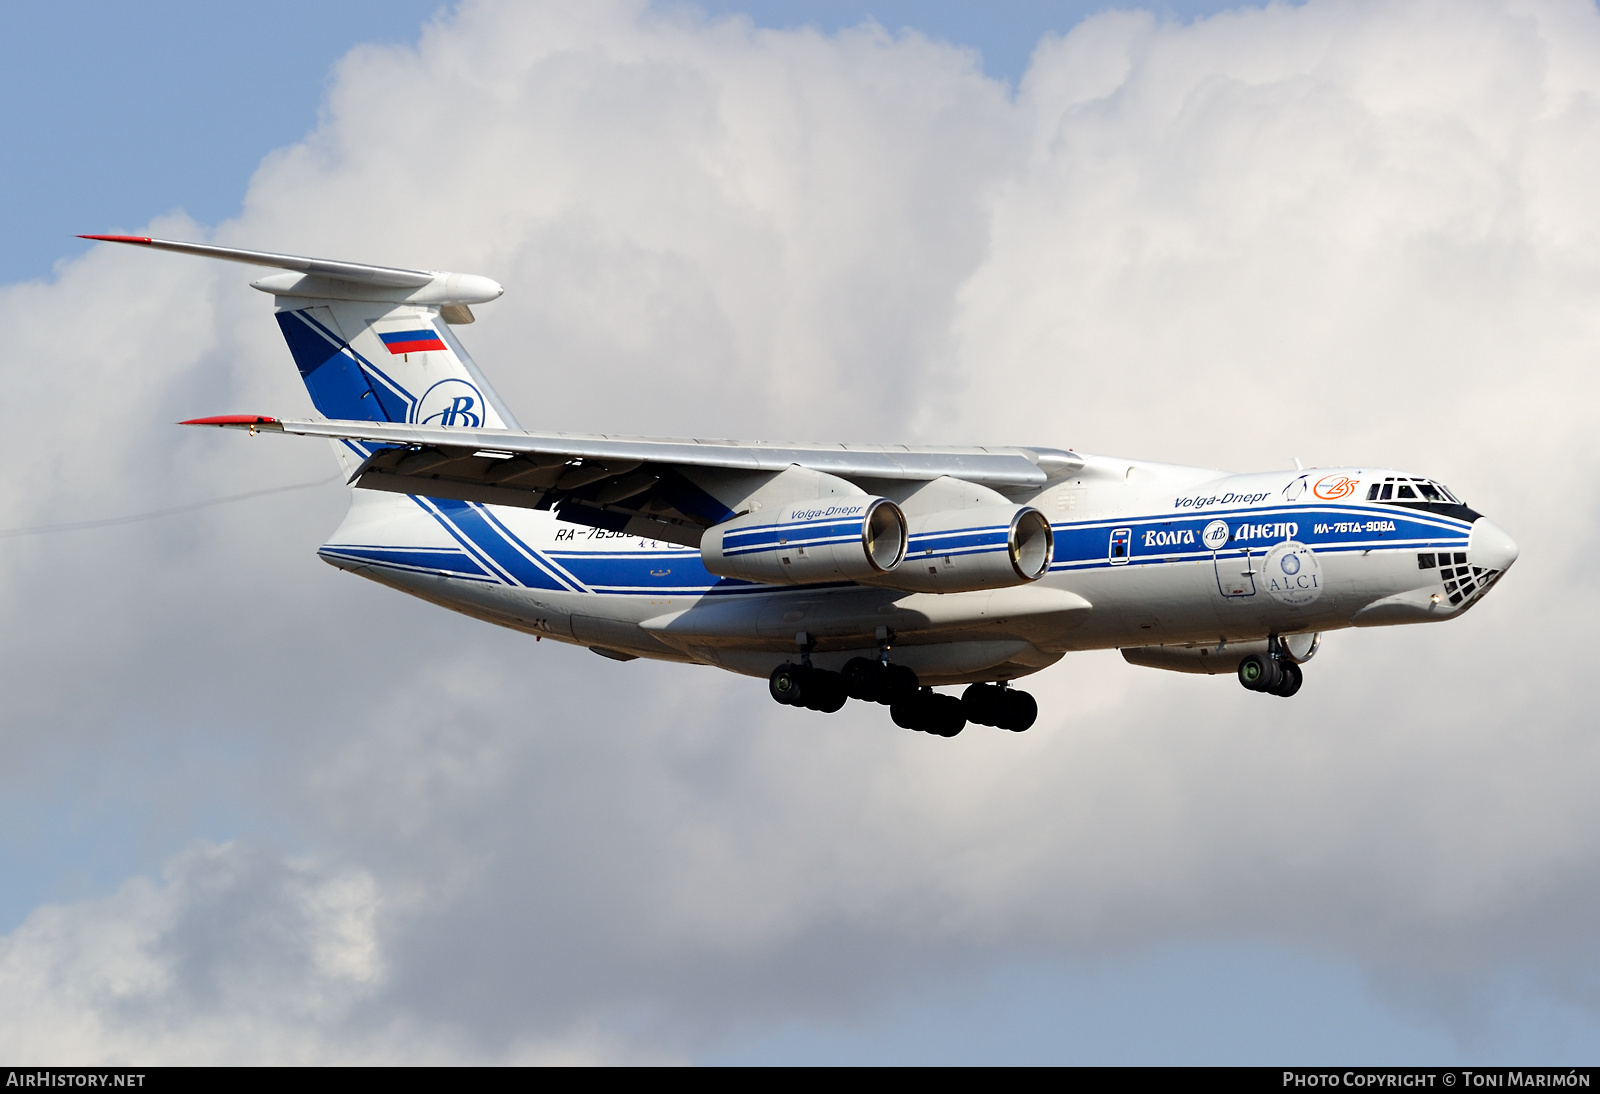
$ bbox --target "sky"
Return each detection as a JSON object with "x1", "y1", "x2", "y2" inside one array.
[{"x1": 2, "y1": 0, "x2": 1599, "y2": 1065}]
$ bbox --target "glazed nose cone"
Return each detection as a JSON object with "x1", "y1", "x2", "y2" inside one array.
[{"x1": 1470, "y1": 518, "x2": 1518, "y2": 573}]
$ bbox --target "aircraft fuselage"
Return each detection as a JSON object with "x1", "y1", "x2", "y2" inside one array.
[{"x1": 321, "y1": 455, "x2": 1517, "y2": 687}]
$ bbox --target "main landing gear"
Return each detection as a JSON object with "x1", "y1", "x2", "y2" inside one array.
[
  {"x1": 768, "y1": 633, "x2": 1038, "y2": 736},
  {"x1": 1236, "y1": 637, "x2": 1304, "y2": 698}
]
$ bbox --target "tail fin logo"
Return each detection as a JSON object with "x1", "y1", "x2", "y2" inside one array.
[{"x1": 416, "y1": 378, "x2": 484, "y2": 428}]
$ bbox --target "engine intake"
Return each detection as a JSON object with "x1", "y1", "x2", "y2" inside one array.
[
  {"x1": 867, "y1": 505, "x2": 1054, "y2": 593},
  {"x1": 701, "y1": 497, "x2": 906, "y2": 585}
]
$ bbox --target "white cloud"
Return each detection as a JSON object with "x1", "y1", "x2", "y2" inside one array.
[{"x1": 2, "y1": 0, "x2": 1598, "y2": 1061}]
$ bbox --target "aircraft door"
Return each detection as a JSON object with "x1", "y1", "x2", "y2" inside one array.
[
  {"x1": 1109, "y1": 527, "x2": 1131, "y2": 565},
  {"x1": 1204, "y1": 519, "x2": 1255, "y2": 597}
]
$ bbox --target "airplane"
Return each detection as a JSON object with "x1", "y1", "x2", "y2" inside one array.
[{"x1": 83, "y1": 235, "x2": 1519, "y2": 737}]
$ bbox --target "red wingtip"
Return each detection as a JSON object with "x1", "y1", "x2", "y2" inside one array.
[
  {"x1": 180, "y1": 415, "x2": 280, "y2": 426},
  {"x1": 78, "y1": 234, "x2": 153, "y2": 244}
]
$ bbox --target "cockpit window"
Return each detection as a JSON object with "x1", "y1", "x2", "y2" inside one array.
[{"x1": 1369, "y1": 476, "x2": 1480, "y2": 521}]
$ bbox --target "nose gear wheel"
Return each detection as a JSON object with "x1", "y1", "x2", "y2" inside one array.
[{"x1": 1237, "y1": 639, "x2": 1305, "y2": 698}]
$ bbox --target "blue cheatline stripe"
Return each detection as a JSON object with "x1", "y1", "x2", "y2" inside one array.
[
  {"x1": 325, "y1": 496, "x2": 1481, "y2": 592},
  {"x1": 722, "y1": 513, "x2": 867, "y2": 537},
  {"x1": 723, "y1": 537, "x2": 859, "y2": 557},
  {"x1": 472, "y1": 504, "x2": 589, "y2": 592},
  {"x1": 722, "y1": 525, "x2": 866, "y2": 555},
  {"x1": 908, "y1": 526, "x2": 1011, "y2": 555},
  {"x1": 545, "y1": 552, "x2": 718, "y2": 593},
  {"x1": 414, "y1": 498, "x2": 577, "y2": 592},
  {"x1": 724, "y1": 523, "x2": 861, "y2": 543},
  {"x1": 319, "y1": 545, "x2": 496, "y2": 581},
  {"x1": 408, "y1": 497, "x2": 518, "y2": 586},
  {"x1": 1051, "y1": 503, "x2": 1472, "y2": 537},
  {"x1": 1044, "y1": 502, "x2": 1475, "y2": 574}
]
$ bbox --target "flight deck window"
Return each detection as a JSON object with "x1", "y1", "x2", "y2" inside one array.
[
  {"x1": 1418, "y1": 553, "x2": 1436, "y2": 569},
  {"x1": 1367, "y1": 484, "x2": 1381, "y2": 500},
  {"x1": 1380, "y1": 483, "x2": 1393, "y2": 500},
  {"x1": 1397, "y1": 484, "x2": 1417, "y2": 498},
  {"x1": 1418, "y1": 483, "x2": 1442, "y2": 501}
]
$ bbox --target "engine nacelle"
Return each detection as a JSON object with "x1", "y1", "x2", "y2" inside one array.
[
  {"x1": 866, "y1": 505, "x2": 1054, "y2": 593},
  {"x1": 700, "y1": 497, "x2": 907, "y2": 586}
]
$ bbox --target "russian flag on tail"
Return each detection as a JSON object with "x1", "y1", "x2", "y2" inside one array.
[{"x1": 379, "y1": 328, "x2": 448, "y2": 354}]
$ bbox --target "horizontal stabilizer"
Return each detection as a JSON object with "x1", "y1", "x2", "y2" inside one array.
[{"x1": 79, "y1": 235, "x2": 503, "y2": 306}]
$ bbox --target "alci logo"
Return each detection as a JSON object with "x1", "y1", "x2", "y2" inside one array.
[
  {"x1": 1263, "y1": 541, "x2": 1322, "y2": 606},
  {"x1": 415, "y1": 378, "x2": 484, "y2": 428},
  {"x1": 1313, "y1": 474, "x2": 1359, "y2": 501}
]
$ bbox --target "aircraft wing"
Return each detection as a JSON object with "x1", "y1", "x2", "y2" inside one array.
[{"x1": 184, "y1": 415, "x2": 1082, "y2": 547}]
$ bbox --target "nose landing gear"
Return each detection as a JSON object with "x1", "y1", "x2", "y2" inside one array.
[{"x1": 1236, "y1": 639, "x2": 1305, "y2": 697}]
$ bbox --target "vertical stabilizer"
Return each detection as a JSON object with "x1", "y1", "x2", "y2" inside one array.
[{"x1": 79, "y1": 236, "x2": 517, "y2": 479}]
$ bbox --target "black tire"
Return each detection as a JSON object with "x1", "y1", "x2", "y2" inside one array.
[
  {"x1": 769, "y1": 663, "x2": 805, "y2": 706},
  {"x1": 1237, "y1": 654, "x2": 1279, "y2": 692},
  {"x1": 890, "y1": 695, "x2": 923, "y2": 730},
  {"x1": 842, "y1": 657, "x2": 883, "y2": 702},
  {"x1": 1272, "y1": 661, "x2": 1303, "y2": 698},
  {"x1": 932, "y1": 694, "x2": 967, "y2": 737},
  {"x1": 805, "y1": 670, "x2": 848, "y2": 713},
  {"x1": 961, "y1": 683, "x2": 1002, "y2": 726},
  {"x1": 884, "y1": 664, "x2": 920, "y2": 705},
  {"x1": 1000, "y1": 690, "x2": 1037, "y2": 732}
]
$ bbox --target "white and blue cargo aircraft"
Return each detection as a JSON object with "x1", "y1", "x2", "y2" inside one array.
[{"x1": 89, "y1": 235, "x2": 1519, "y2": 736}]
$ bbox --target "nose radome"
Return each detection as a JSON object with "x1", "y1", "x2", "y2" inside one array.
[{"x1": 1470, "y1": 518, "x2": 1519, "y2": 573}]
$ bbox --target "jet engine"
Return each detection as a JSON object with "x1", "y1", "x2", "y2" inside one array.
[
  {"x1": 700, "y1": 497, "x2": 907, "y2": 585},
  {"x1": 866, "y1": 505, "x2": 1054, "y2": 593}
]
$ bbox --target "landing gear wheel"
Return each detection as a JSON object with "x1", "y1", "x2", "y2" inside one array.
[
  {"x1": 891, "y1": 689, "x2": 967, "y2": 735},
  {"x1": 1270, "y1": 661, "x2": 1303, "y2": 698},
  {"x1": 961, "y1": 683, "x2": 1003, "y2": 726},
  {"x1": 959, "y1": 683, "x2": 1036, "y2": 731},
  {"x1": 842, "y1": 657, "x2": 883, "y2": 702},
  {"x1": 884, "y1": 664, "x2": 919, "y2": 705},
  {"x1": 929, "y1": 693, "x2": 967, "y2": 737},
  {"x1": 1000, "y1": 690, "x2": 1037, "y2": 732},
  {"x1": 1237, "y1": 654, "x2": 1281, "y2": 693},
  {"x1": 770, "y1": 662, "x2": 805, "y2": 706},
  {"x1": 890, "y1": 694, "x2": 921, "y2": 729},
  {"x1": 803, "y1": 670, "x2": 848, "y2": 712}
]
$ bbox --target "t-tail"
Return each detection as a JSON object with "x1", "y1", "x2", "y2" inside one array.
[{"x1": 80, "y1": 235, "x2": 519, "y2": 475}]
